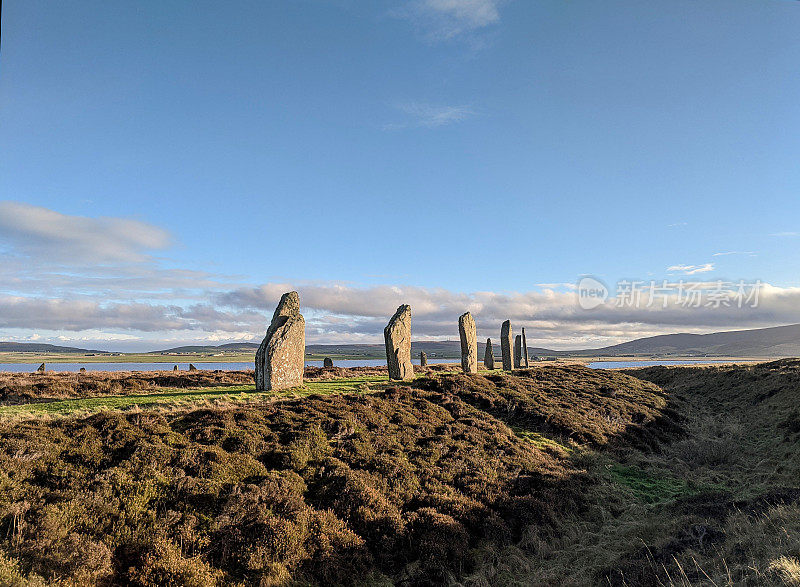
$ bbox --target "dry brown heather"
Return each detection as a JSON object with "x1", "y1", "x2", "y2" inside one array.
[
  {"x1": 0, "y1": 364, "x2": 461, "y2": 405},
  {"x1": 0, "y1": 366, "x2": 679, "y2": 586}
]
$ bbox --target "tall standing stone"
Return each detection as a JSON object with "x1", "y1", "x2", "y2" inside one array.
[
  {"x1": 255, "y1": 291, "x2": 306, "y2": 391},
  {"x1": 514, "y1": 335, "x2": 522, "y2": 368},
  {"x1": 384, "y1": 304, "x2": 413, "y2": 381},
  {"x1": 173, "y1": 365, "x2": 178, "y2": 372},
  {"x1": 458, "y1": 312, "x2": 478, "y2": 374},
  {"x1": 501, "y1": 320, "x2": 513, "y2": 371},
  {"x1": 323, "y1": 357, "x2": 334, "y2": 368},
  {"x1": 419, "y1": 351, "x2": 427, "y2": 367},
  {"x1": 521, "y1": 327, "x2": 530, "y2": 368},
  {"x1": 484, "y1": 338, "x2": 495, "y2": 369}
]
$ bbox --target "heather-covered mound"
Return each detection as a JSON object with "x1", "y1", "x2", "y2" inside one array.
[
  {"x1": 415, "y1": 366, "x2": 682, "y2": 447},
  {"x1": 0, "y1": 367, "x2": 666, "y2": 586}
]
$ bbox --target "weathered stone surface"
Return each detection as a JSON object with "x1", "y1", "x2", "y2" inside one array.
[
  {"x1": 522, "y1": 327, "x2": 530, "y2": 368},
  {"x1": 458, "y1": 312, "x2": 478, "y2": 374},
  {"x1": 255, "y1": 291, "x2": 306, "y2": 391},
  {"x1": 484, "y1": 338, "x2": 495, "y2": 369},
  {"x1": 36, "y1": 363, "x2": 45, "y2": 373},
  {"x1": 323, "y1": 357, "x2": 334, "y2": 368},
  {"x1": 419, "y1": 351, "x2": 427, "y2": 367},
  {"x1": 514, "y1": 335, "x2": 522, "y2": 368},
  {"x1": 501, "y1": 320, "x2": 513, "y2": 371},
  {"x1": 189, "y1": 364, "x2": 197, "y2": 371},
  {"x1": 384, "y1": 304, "x2": 413, "y2": 381}
]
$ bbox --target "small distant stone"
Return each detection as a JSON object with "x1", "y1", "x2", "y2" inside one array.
[
  {"x1": 189, "y1": 364, "x2": 197, "y2": 371},
  {"x1": 484, "y1": 338, "x2": 495, "y2": 369},
  {"x1": 173, "y1": 365, "x2": 179, "y2": 371},
  {"x1": 36, "y1": 363, "x2": 45, "y2": 373},
  {"x1": 323, "y1": 357, "x2": 334, "y2": 368},
  {"x1": 79, "y1": 367, "x2": 86, "y2": 373},
  {"x1": 521, "y1": 327, "x2": 530, "y2": 368},
  {"x1": 419, "y1": 351, "x2": 427, "y2": 367}
]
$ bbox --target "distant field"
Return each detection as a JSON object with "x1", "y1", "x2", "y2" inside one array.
[{"x1": 0, "y1": 351, "x2": 255, "y2": 364}]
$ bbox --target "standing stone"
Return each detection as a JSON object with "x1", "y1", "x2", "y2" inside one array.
[
  {"x1": 514, "y1": 335, "x2": 522, "y2": 368},
  {"x1": 36, "y1": 363, "x2": 45, "y2": 373},
  {"x1": 501, "y1": 320, "x2": 513, "y2": 371},
  {"x1": 522, "y1": 327, "x2": 530, "y2": 368},
  {"x1": 458, "y1": 312, "x2": 478, "y2": 374},
  {"x1": 323, "y1": 357, "x2": 334, "y2": 368},
  {"x1": 79, "y1": 367, "x2": 86, "y2": 373},
  {"x1": 189, "y1": 364, "x2": 197, "y2": 371},
  {"x1": 419, "y1": 351, "x2": 427, "y2": 367},
  {"x1": 384, "y1": 304, "x2": 413, "y2": 381},
  {"x1": 484, "y1": 338, "x2": 495, "y2": 370},
  {"x1": 255, "y1": 291, "x2": 306, "y2": 391},
  {"x1": 173, "y1": 365, "x2": 179, "y2": 371}
]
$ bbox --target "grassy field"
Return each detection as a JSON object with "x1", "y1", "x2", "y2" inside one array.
[
  {"x1": 0, "y1": 376, "x2": 392, "y2": 419},
  {"x1": 1, "y1": 362, "x2": 799, "y2": 585}
]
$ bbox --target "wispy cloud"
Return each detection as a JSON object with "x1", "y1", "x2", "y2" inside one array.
[
  {"x1": 0, "y1": 201, "x2": 171, "y2": 264},
  {"x1": 713, "y1": 251, "x2": 756, "y2": 257},
  {"x1": 393, "y1": 0, "x2": 501, "y2": 41},
  {"x1": 667, "y1": 263, "x2": 715, "y2": 275},
  {"x1": 771, "y1": 232, "x2": 800, "y2": 238},
  {"x1": 667, "y1": 221, "x2": 687, "y2": 227},
  {"x1": 385, "y1": 102, "x2": 475, "y2": 129}
]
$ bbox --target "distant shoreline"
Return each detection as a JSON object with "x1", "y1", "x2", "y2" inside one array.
[{"x1": 0, "y1": 351, "x2": 769, "y2": 365}]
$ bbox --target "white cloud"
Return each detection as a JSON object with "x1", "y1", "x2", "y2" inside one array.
[
  {"x1": 386, "y1": 102, "x2": 475, "y2": 129},
  {"x1": 667, "y1": 263, "x2": 715, "y2": 275},
  {"x1": 394, "y1": 0, "x2": 501, "y2": 40},
  {"x1": 0, "y1": 201, "x2": 171, "y2": 264},
  {"x1": 771, "y1": 232, "x2": 800, "y2": 238},
  {"x1": 713, "y1": 251, "x2": 756, "y2": 257}
]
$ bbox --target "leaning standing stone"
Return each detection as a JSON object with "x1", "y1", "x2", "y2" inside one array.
[
  {"x1": 36, "y1": 363, "x2": 45, "y2": 373},
  {"x1": 501, "y1": 320, "x2": 513, "y2": 371},
  {"x1": 514, "y1": 335, "x2": 522, "y2": 368},
  {"x1": 458, "y1": 312, "x2": 478, "y2": 374},
  {"x1": 189, "y1": 364, "x2": 197, "y2": 371},
  {"x1": 419, "y1": 351, "x2": 427, "y2": 367},
  {"x1": 521, "y1": 327, "x2": 530, "y2": 368},
  {"x1": 384, "y1": 304, "x2": 413, "y2": 381},
  {"x1": 323, "y1": 357, "x2": 333, "y2": 368},
  {"x1": 484, "y1": 338, "x2": 494, "y2": 369},
  {"x1": 255, "y1": 291, "x2": 306, "y2": 391}
]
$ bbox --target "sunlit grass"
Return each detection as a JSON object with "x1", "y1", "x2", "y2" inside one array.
[{"x1": 0, "y1": 375, "x2": 394, "y2": 419}]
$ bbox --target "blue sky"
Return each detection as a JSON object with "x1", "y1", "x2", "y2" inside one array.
[{"x1": 1, "y1": 0, "x2": 799, "y2": 351}]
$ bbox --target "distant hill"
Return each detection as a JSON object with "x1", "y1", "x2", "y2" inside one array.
[
  {"x1": 576, "y1": 323, "x2": 800, "y2": 358},
  {"x1": 152, "y1": 342, "x2": 260, "y2": 354},
  {"x1": 0, "y1": 342, "x2": 109, "y2": 354},
  {"x1": 307, "y1": 324, "x2": 800, "y2": 359},
  {"x1": 7, "y1": 323, "x2": 796, "y2": 359}
]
